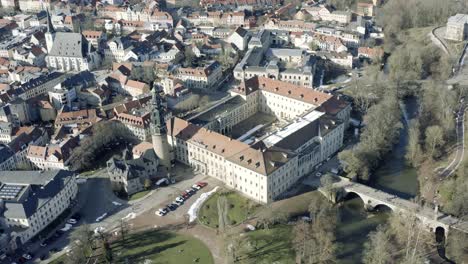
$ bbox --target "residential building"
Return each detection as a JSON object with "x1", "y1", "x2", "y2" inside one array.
[
  {"x1": 14, "y1": 72, "x2": 66, "y2": 101},
  {"x1": 54, "y1": 109, "x2": 100, "y2": 129},
  {"x1": 18, "y1": 0, "x2": 50, "y2": 12},
  {"x1": 445, "y1": 14, "x2": 468, "y2": 41},
  {"x1": 107, "y1": 148, "x2": 158, "y2": 195},
  {"x1": 0, "y1": 145, "x2": 15, "y2": 171},
  {"x1": 82, "y1": 30, "x2": 106, "y2": 50},
  {"x1": 27, "y1": 137, "x2": 78, "y2": 170},
  {"x1": 358, "y1": 46, "x2": 384, "y2": 60},
  {"x1": 123, "y1": 80, "x2": 150, "y2": 98},
  {"x1": 114, "y1": 110, "x2": 151, "y2": 141},
  {"x1": 175, "y1": 61, "x2": 222, "y2": 90},
  {"x1": 234, "y1": 45, "x2": 316, "y2": 88},
  {"x1": 356, "y1": 2, "x2": 374, "y2": 17},
  {"x1": 0, "y1": 170, "x2": 77, "y2": 248},
  {"x1": 227, "y1": 27, "x2": 250, "y2": 51}
]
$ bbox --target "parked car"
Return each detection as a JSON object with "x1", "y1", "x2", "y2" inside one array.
[
  {"x1": 182, "y1": 192, "x2": 190, "y2": 199},
  {"x1": 60, "y1": 224, "x2": 72, "y2": 232},
  {"x1": 175, "y1": 196, "x2": 185, "y2": 202},
  {"x1": 67, "y1": 218, "x2": 77, "y2": 224},
  {"x1": 156, "y1": 208, "x2": 168, "y2": 216},
  {"x1": 196, "y1": 182, "x2": 208, "y2": 188},
  {"x1": 167, "y1": 204, "x2": 177, "y2": 211},
  {"x1": 155, "y1": 178, "x2": 169, "y2": 187},
  {"x1": 186, "y1": 189, "x2": 195, "y2": 195},
  {"x1": 22, "y1": 253, "x2": 32, "y2": 260},
  {"x1": 174, "y1": 200, "x2": 183, "y2": 206},
  {"x1": 192, "y1": 184, "x2": 201, "y2": 190}
]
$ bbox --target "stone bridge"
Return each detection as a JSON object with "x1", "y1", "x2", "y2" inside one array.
[{"x1": 321, "y1": 177, "x2": 468, "y2": 237}]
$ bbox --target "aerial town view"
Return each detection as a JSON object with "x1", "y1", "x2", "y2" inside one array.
[{"x1": 0, "y1": 0, "x2": 467, "y2": 263}]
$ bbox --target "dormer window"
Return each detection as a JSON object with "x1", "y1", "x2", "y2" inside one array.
[{"x1": 240, "y1": 155, "x2": 244, "y2": 161}]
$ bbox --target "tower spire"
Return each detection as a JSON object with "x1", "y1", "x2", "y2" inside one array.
[
  {"x1": 150, "y1": 85, "x2": 167, "y2": 135},
  {"x1": 151, "y1": 84, "x2": 172, "y2": 169}
]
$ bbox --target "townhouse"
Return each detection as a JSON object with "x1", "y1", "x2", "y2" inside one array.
[{"x1": 175, "y1": 61, "x2": 222, "y2": 90}]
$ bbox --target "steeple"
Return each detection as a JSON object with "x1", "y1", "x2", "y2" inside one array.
[
  {"x1": 150, "y1": 84, "x2": 167, "y2": 136},
  {"x1": 46, "y1": 9, "x2": 55, "y2": 34},
  {"x1": 150, "y1": 84, "x2": 172, "y2": 169}
]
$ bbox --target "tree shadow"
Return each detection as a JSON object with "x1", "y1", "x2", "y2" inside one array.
[{"x1": 122, "y1": 240, "x2": 186, "y2": 263}]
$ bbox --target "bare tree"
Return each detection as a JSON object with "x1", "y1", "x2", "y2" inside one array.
[
  {"x1": 363, "y1": 225, "x2": 395, "y2": 264},
  {"x1": 119, "y1": 219, "x2": 130, "y2": 241},
  {"x1": 425, "y1": 125, "x2": 444, "y2": 159}
]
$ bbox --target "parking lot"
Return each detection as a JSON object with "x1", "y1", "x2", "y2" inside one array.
[{"x1": 38, "y1": 166, "x2": 219, "y2": 264}]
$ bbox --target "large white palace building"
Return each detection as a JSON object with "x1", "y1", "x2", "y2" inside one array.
[{"x1": 165, "y1": 76, "x2": 350, "y2": 203}]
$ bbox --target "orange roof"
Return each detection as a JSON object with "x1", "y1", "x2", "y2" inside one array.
[
  {"x1": 167, "y1": 118, "x2": 250, "y2": 158},
  {"x1": 82, "y1": 30, "x2": 103, "y2": 39},
  {"x1": 232, "y1": 76, "x2": 332, "y2": 106},
  {"x1": 132, "y1": 141, "x2": 153, "y2": 157},
  {"x1": 125, "y1": 80, "x2": 148, "y2": 90},
  {"x1": 167, "y1": 117, "x2": 294, "y2": 175}
]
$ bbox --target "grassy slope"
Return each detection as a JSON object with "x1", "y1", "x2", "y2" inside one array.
[
  {"x1": 198, "y1": 192, "x2": 257, "y2": 228},
  {"x1": 107, "y1": 230, "x2": 214, "y2": 264}
]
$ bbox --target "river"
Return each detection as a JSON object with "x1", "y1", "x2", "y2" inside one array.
[{"x1": 334, "y1": 97, "x2": 420, "y2": 263}]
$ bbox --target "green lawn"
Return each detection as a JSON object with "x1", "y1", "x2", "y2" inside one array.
[
  {"x1": 107, "y1": 230, "x2": 214, "y2": 264},
  {"x1": 237, "y1": 225, "x2": 295, "y2": 264},
  {"x1": 198, "y1": 191, "x2": 258, "y2": 228},
  {"x1": 128, "y1": 190, "x2": 151, "y2": 201}
]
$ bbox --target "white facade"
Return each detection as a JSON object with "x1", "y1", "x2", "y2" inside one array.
[{"x1": 2, "y1": 172, "x2": 78, "y2": 245}]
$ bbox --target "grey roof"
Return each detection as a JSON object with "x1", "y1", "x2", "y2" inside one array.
[
  {"x1": 107, "y1": 149, "x2": 158, "y2": 181},
  {"x1": 234, "y1": 27, "x2": 248, "y2": 38},
  {"x1": 189, "y1": 95, "x2": 246, "y2": 126},
  {"x1": 49, "y1": 32, "x2": 91, "y2": 58},
  {"x1": 0, "y1": 170, "x2": 75, "y2": 219},
  {"x1": 266, "y1": 48, "x2": 303, "y2": 58},
  {"x1": 0, "y1": 145, "x2": 14, "y2": 164},
  {"x1": 111, "y1": 36, "x2": 133, "y2": 50},
  {"x1": 16, "y1": 72, "x2": 64, "y2": 96},
  {"x1": 62, "y1": 70, "x2": 96, "y2": 89}
]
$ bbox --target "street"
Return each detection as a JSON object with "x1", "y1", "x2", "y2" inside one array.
[
  {"x1": 40, "y1": 165, "x2": 216, "y2": 264},
  {"x1": 438, "y1": 100, "x2": 466, "y2": 178}
]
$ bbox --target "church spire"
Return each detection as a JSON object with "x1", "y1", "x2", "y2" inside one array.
[{"x1": 46, "y1": 8, "x2": 55, "y2": 34}]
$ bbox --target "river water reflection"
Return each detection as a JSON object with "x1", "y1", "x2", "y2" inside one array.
[{"x1": 334, "y1": 97, "x2": 419, "y2": 263}]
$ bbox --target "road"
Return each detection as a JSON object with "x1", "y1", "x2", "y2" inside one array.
[
  {"x1": 41, "y1": 166, "x2": 212, "y2": 264},
  {"x1": 438, "y1": 100, "x2": 466, "y2": 179},
  {"x1": 430, "y1": 26, "x2": 450, "y2": 56}
]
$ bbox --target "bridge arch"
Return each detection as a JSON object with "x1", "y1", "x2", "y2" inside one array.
[
  {"x1": 372, "y1": 204, "x2": 393, "y2": 212},
  {"x1": 341, "y1": 191, "x2": 394, "y2": 212},
  {"x1": 342, "y1": 191, "x2": 366, "y2": 204},
  {"x1": 435, "y1": 226, "x2": 446, "y2": 243}
]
